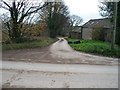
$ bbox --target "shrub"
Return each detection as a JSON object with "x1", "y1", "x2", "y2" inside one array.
[
  {"x1": 92, "y1": 27, "x2": 105, "y2": 41},
  {"x1": 2, "y1": 37, "x2": 56, "y2": 50},
  {"x1": 70, "y1": 40, "x2": 120, "y2": 58}
]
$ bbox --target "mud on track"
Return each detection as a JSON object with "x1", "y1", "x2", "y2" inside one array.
[{"x1": 2, "y1": 38, "x2": 118, "y2": 65}]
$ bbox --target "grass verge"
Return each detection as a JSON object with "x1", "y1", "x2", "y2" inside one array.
[
  {"x1": 2, "y1": 37, "x2": 56, "y2": 50},
  {"x1": 68, "y1": 39, "x2": 120, "y2": 58}
]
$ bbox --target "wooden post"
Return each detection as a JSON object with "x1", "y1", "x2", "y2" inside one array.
[{"x1": 111, "y1": 2, "x2": 118, "y2": 50}]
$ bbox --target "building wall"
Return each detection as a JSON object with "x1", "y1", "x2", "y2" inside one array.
[
  {"x1": 105, "y1": 29, "x2": 112, "y2": 42},
  {"x1": 82, "y1": 28, "x2": 93, "y2": 40},
  {"x1": 69, "y1": 32, "x2": 81, "y2": 39},
  {"x1": 82, "y1": 27, "x2": 112, "y2": 42}
]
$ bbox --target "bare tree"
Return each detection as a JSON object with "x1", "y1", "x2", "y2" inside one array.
[
  {"x1": 0, "y1": 13, "x2": 11, "y2": 36},
  {"x1": 70, "y1": 15, "x2": 83, "y2": 27},
  {"x1": 0, "y1": 0, "x2": 48, "y2": 43}
]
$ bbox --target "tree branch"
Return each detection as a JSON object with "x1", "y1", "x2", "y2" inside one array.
[
  {"x1": 1, "y1": 0, "x2": 11, "y2": 9},
  {"x1": 26, "y1": 3, "x2": 48, "y2": 16}
]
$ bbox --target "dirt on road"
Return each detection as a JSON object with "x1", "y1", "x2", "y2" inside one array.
[
  {"x1": 2, "y1": 38, "x2": 118, "y2": 65},
  {"x1": 1, "y1": 61, "x2": 118, "y2": 88}
]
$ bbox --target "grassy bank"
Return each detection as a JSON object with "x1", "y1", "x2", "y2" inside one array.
[
  {"x1": 68, "y1": 39, "x2": 120, "y2": 58},
  {"x1": 2, "y1": 37, "x2": 56, "y2": 50}
]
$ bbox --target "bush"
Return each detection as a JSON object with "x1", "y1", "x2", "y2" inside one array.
[
  {"x1": 91, "y1": 27, "x2": 105, "y2": 41},
  {"x1": 69, "y1": 40, "x2": 120, "y2": 58},
  {"x1": 2, "y1": 37, "x2": 56, "y2": 50}
]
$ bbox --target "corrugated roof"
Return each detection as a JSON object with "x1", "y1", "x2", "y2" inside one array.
[
  {"x1": 71, "y1": 26, "x2": 82, "y2": 32},
  {"x1": 82, "y1": 18, "x2": 113, "y2": 29}
]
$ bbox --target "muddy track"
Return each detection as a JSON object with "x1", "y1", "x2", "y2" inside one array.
[{"x1": 2, "y1": 38, "x2": 118, "y2": 65}]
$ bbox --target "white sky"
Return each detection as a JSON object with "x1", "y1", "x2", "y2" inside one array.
[
  {"x1": 0, "y1": 0, "x2": 103, "y2": 24},
  {"x1": 64, "y1": 0, "x2": 103, "y2": 24}
]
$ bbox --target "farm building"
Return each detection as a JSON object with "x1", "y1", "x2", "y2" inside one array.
[{"x1": 81, "y1": 18, "x2": 113, "y2": 42}]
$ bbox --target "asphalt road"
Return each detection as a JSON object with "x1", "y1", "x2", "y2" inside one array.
[{"x1": 1, "y1": 61, "x2": 118, "y2": 88}]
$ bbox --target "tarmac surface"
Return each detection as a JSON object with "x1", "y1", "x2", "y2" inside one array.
[{"x1": 1, "y1": 61, "x2": 118, "y2": 88}]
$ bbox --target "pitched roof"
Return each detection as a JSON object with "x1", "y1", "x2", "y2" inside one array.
[
  {"x1": 82, "y1": 18, "x2": 113, "y2": 29},
  {"x1": 71, "y1": 26, "x2": 82, "y2": 32}
]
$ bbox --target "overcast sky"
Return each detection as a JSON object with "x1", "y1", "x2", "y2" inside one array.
[
  {"x1": 0, "y1": 0, "x2": 103, "y2": 24},
  {"x1": 64, "y1": 0, "x2": 103, "y2": 24}
]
